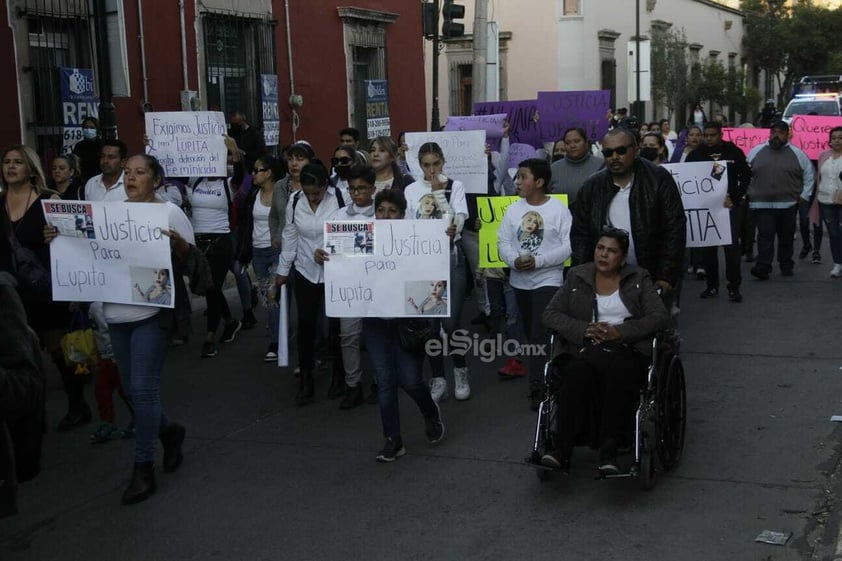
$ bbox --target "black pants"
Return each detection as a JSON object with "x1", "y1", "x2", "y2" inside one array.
[
  {"x1": 514, "y1": 286, "x2": 557, "y2": 391},
  {"x1": 752, "y1": 206, "x2": 798, "y2": 274},
  {"x1": 703, "y1": 207, "x2": 742, "y2": 290},
  {"x1": 554, "y1": 353, "x2": 648, "y2": 453},
  {"x1": 197, "y1": 233, "x2": 233, "y2": 335},
  {"x1": 293, "y1": 271, "x2": 342, "y2": 375}
]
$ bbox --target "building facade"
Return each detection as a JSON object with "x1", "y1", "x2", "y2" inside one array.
[
  {"x1": 428, "y1": 0, "x2": 747, "y2": 129},
  {"x1": 1, "y1": 0, "x2": 426, "y2": 164}
]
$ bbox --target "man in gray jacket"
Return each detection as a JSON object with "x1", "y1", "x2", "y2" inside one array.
[{"x1": 746, "y1": 121, "x2": 815, "y2": 279}]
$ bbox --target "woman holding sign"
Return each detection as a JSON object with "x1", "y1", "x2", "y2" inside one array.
[
  {"x1": 497, "y1": 158, "x2": 572, "y2": 411},
  {"x1": 369, "y1": 136, "x2": 414, "y2": 192},
  {"x1": 44, "y1": 154, "x2": 194, "y2": 505},
  {"x1": 403, "y1": 142, "x2": 471, "y2": 402}
]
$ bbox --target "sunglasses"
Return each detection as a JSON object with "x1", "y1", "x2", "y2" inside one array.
[
  {"x1": 601, "y1": 144, "x2": 634, "y2": 158},
  {"x1": 252, "y1": 167, "x2": 269, "y2": 174},
  {"x1": 331, "y1": 156, "x2": 353, "y2": 167}
]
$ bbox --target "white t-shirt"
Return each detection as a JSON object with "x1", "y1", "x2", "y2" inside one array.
[
  {"x1": 84, "y1": 173, "x2": 127, "y2": 202},
  {"x1": 186, "y1": 178, "x2": 231, "y2": 234},
  {"x1": 104, "y1": 201, "x2": 195, "y2": 324},
  {"x1": 252, "y1": 195, "x2": 272, "y2": 248},
  {"x1": 374, "y1": 178, "x2": 394, "y2": 192},
  {"x1": 497, "y1": 197, "x2": 572, "y2": 290},
  {"x1": 608, "y1": 177, "x2": 637, "y2": 266},
  {"x1": 596, "y1": 290, "x2": 632, "y2": 326}
]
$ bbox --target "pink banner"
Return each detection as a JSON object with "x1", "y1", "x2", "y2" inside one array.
[
  {"x1": 722, "y1": 128, "x2": 769, "y2": 157},
  {"x1": 789, "y1": 115, "x2": 842, "y2": 160}
]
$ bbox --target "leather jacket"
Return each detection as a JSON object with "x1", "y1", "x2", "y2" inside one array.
[{"x1": 571, "y1": 158, "x2": 686, "y2": 288}]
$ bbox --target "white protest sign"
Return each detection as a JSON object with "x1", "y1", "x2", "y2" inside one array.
[
  {"x1": 43, "y1": 201, "x2": 174, "y2": 306},
  {"x1": 662, "y1": 162, "x2": 731, "y2": 248},
  {"x1": 405, "y1": 131, "x2": 487, "y2": 195},
  {"x1": 145, "y1": 111, "x2": 227, "y2": 178},
  {"x1": 324, "y1": 220, "x2": 451, "y2": 318}
]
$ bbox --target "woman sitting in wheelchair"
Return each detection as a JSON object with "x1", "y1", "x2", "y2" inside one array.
[{"x1": 541, "y1": 228, "x2": 670, "y2": 474}]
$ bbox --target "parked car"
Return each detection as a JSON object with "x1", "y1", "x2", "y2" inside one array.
[{"x1": 781, "y1": 93, "x2": 842, "y2": 124}]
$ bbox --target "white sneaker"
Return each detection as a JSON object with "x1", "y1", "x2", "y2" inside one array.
[
  {"x1": 453, "y1": 367, "x2": 471, "y2": 401},
  {"x1": 831, "y1": 264, "x2": 842, "y2": 278},
  {"x1": 429, "y1": 377, "x2": 449, "y2": 403}
]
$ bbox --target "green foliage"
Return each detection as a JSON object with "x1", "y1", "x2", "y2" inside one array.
[
  {"x1": 651, "y1": 27, "x2": 689, "y2": 118},
  {"x1": 741, "y1": 0, "x2": 842, "y2": 99}
]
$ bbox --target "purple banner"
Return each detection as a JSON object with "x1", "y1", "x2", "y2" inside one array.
[
  {"x1": 507, "y1": 143, "x2": 538, "y2": 170},
  {"x1": 536, "y1": 90, "x2": 611, "y2": 143},
  {"x1": 444, "y1": 114, "x2": 506, "y2": 140},
  {"x1": 473, "y1": 99, "x2": 542, "y2": 148}
]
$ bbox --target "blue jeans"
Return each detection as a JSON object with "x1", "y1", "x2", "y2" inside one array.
[
  {"x1": 752, "y1": 206, "x2": 798, "y2": 274},
  {"x1": 429, "y1": 241, "x2": 468, "y2": 377},
  {"x1": 820, "y1": 203, "x2": 842, "y2": 264},
  {"x1": 363, "y1": 318, "x2": 438, "y2": 439},
  {"x1": 108, "y1": 315, "x2": 172, "y2": 464},
  {"x1": 252, "y1": 246, "x2": 280, "y2": 343}
]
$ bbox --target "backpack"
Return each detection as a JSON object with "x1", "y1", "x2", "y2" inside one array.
[{"x1": 291, "y1": 187, "x2": 345, "y2": 224}]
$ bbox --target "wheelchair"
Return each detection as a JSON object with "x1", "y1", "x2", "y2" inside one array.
[{"x1": 526, "y1": 330, "x2": 686, "y2": 489}]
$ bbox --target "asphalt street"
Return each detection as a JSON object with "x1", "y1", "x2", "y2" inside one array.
[{"x1": 1, "y1": 248, "x2": 842, "y2": 561}]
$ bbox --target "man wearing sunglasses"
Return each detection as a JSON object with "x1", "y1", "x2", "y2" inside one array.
[{"x1": 572, "y1": 127, "x2": 686, "y2": 297}]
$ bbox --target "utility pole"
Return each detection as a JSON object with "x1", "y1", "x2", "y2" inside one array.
[
  {"x1": 471, "y1": 0, "x2": 488, "y2": 107},
  {"x1": 635, "y1": 0, "x2": 642, "y2": 121},
  {"x1": 431, "y1": 0, "x2": 441, "y2": 131},
  {"x1": 92, "y1": 0, "x2": 117, "y2": 140}
]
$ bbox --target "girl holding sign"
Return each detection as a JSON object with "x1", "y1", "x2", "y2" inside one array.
[
  {"x1": 403, "y1": 142, "x2": 471, "y2": 402},
  {"x1": 497, "y1": 158, "x2": 572, "y2": 411}
]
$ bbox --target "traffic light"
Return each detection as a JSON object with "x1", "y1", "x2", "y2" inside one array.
[
  {"x1": 442, "y1": 0, "x2": 465, "y2": 38},
  {"x1": 422, "y1": 2, "x2": 437, "y2": 39}
]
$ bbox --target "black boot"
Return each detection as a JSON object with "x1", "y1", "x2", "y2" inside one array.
[
  {"x1": 327, "y1": 370, "x2": 346, "y2": 400},
  {"x1": 159, "y1": 422, "x2": 186, "y2": 473},
  {"x1": 56, "y1": 401, "x2": 92, "y2": 432},
  {"x1": 295, "y1": 371, "x2": 315, "y2": 406},
  {"x1": 121, "y1": 462, "x2": 156, "y2": 505}
]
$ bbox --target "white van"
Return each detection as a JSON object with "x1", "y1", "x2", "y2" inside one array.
[{"x1": 782, "y1": 93, "x2": 842, "y2": 124}]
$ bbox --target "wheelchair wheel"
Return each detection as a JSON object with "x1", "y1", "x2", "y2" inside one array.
[{"x1": 656, "y1": 354, "x2": 687, "y2": 471}]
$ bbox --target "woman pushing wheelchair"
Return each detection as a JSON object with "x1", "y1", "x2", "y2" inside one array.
[{"x1": 540, "y1": 228, "x2": 670, "y2": 475}]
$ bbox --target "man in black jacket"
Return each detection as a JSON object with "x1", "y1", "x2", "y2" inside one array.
[
  {"x1": 572, "y1": 128, "x2": 686, "y2": 293},
  {"x1": 0, "y1": 271, "x2": 45, "y2": 519},
  {"x1": 686, "y1": 121, "x2": 752, "y2": 302}
]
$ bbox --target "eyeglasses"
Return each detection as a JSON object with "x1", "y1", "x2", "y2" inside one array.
[
  {"x1": 347, "y1": 185, "x2": 372, "y2": 193},
  {"x1": 252, "y1": 167, "x2": 269, "y2": 174},
  {"x1": 331, "y1": 157, "x2": 353, "y2": 167},
  {"x1": 601, "y1": 144, "x2": 634, "y2": 158}
]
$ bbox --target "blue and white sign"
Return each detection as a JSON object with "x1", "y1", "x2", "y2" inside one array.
[
  {"x1": 60, "y1": 67, "x2": 98, "y2": 153},
  {"x1": 261, "y1": 74, "x2": 280, "y2": 146},
  {"x1": 365, "y1": 80, "x2": 390, "y2": 139}
]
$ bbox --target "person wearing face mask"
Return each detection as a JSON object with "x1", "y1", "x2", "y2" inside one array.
[
  {"x1": 639, "y1": 132, "x2": 668, "y2": 165},
  {"x1": 329, "y1": 144, "x2": 359, "y2": 192},
  {"x1": 549, "y1": 127, "x2": 605, "y2": 211},
  {"x1": 551, "y1": 139, "x2": 566, "y2": 163},
  {"x1": 72, "y1": 117, "x2": 102, "y2": 182},
  {"x1": 746, "y1": 121, "x2": 815, "y2": 280}
]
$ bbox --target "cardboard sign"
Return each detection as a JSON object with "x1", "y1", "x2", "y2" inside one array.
[
  {"x1": 722, "y1": 127, "x2": 770, "y2": 157},
  {"x1": 144, "y1": 111, "x2": 227, "y2": 178},
  {"x1": 43, "y1": 201, "x2": 174, "y2": 306},
  {"x1": 662, "y1": 162, "x2": 731, "y2": 248},
  {"x1": 474, "y1": 100, "x2": 543, "y2": 148},
  {"x1": 324, "y1": 220, "x2": 451, "y2": 318},
  {"x1": 789, "y1": 115, "x2": 842, "y2": 159},
  {"x1": 537, "y1": 90, "x2": 611, "y2": 143},
  {"x1": 477, "y1": 194, "x2": 569, "y2": 267},
  {"x1": 444, "y1": 114, "x2": 506, "y2": 140},
  {"x1": 405, "y1": 130, "x2": 488, "y2": 194}
]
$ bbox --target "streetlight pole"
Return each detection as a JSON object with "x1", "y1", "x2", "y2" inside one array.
[
  {"x1": 635, "y1": 0, "x2": 641, "y2": 120},
  {"x1": 431, "y1": 0, "x2": 441, "y2": 131}
]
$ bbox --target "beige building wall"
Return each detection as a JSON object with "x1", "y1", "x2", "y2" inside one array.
[{"x1": 425, "y1": 0, "x2": 746, "y2": 128}]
